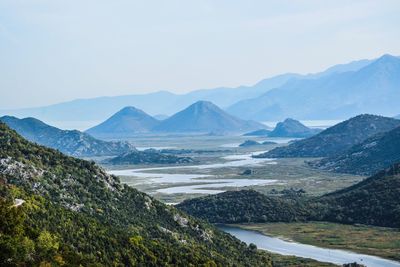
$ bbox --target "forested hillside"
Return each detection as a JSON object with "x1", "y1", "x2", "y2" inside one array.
[
  {"x1": 310, "y1": 125, "x2": 400, "y2": 175},
  {"x1": 256, "y1": 114, "x2": 400, "y2": 158},
  {"x1": 0, "y1": 122, "x2": 271, "y2": 266}
]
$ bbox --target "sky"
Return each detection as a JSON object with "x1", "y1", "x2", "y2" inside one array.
[{"x1": 1, "y1": 0, "x2": 400, "y2": 109}]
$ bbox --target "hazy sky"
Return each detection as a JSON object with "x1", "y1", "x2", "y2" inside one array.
[{"x1": 1, "y1": 0, "x2": 400, "y2": 109}]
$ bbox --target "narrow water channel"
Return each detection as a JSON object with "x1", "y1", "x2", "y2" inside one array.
[{"x1": 218, "y1": 225, "x2": 400, "y2": 267}]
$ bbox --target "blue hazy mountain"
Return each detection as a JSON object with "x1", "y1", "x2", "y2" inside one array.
[
  {"x1": 0, "y1": 74, "x2": 298, "y2": 126},
  {"x1": 0, "y1": 116, "x2": 135, "y2": 157},
  {"x1": 152, "y1": 101, "x2": 265, "y2": 134},
  {"x1": 1, "y1": 91, "x2": 177, "y2": 126},
  {"x1": 268, "y1": 118, "x2": 321, "y2": 138},
  {"x1": 153, "y1": 114, "x2": 169, "y2": 120},
  {"x1": 86, "y1": 106, "x2": 160, "y2": 138},
  {"x1": 0, "y1": 56, "x2": 377, "y2": 127},
  {"x1": 227, "y1": 54, "x2": 400, "y2": 120}
]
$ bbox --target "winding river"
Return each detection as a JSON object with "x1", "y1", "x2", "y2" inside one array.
[
  {"x1": 219, "y1": 225, "x2": 400, "y2": 267},
  {"x1": 108, "y1": 151, "x2": 279, "y2": 194}
]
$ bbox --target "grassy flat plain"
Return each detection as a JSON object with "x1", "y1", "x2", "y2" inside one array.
[{"x1": 233, "y1": 222, "x2": 400, "y2": 261}]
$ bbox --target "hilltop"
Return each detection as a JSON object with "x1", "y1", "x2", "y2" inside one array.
[
  {"x1": 86, "y1": 106, "x2": 160, "y2": 138},
  {"x1": 153, "y1": 101, "x2": 265, "y2": 134},
  {"x1": 268, "y1": 118, "x2": 321, "y2": 138}
]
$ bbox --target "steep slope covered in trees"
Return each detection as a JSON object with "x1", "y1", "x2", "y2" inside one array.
[
  {"x1": 310, "y1": 126, "x2": 400, "y2": 175},
  {"x1": 0, "y1": 122, "x2": 271, "y2": 266}
]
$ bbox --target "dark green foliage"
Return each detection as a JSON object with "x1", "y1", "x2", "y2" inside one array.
[
  {"x1": 0, "y1": 122, "x2": 272, "y2": 266},
  {"x1": 256, "y1": 114, "x2": 400, "y2": 158},
  {"x1": 107, "y1": 149, "x2": 193, "y2": 165},
  {"x1": 179, "y1": 164, "x2": 400, "y2": 228},
  {"x1": 315, "y1": 164, "x2": 400, "y2": 227},
  {"x1": 177, "y1": 190, "x2": 309, "y2": 224},
  {"x1": 310, "y1": 125, "x2": 400, "y2": 175}
]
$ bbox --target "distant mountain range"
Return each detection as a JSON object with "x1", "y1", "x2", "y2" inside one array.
[
  {"x1": 86, "y1": 106, "x2": 160, "y2": 138},
  {"x1": 0, "y1": 116, "x2": 135, "y2": 157},
  {"x1": 227, "y1": 55, "x2": 400, "y2": 120},
  {"x1": 311, "y1": 125, "x2": 400, "y2": 175},
  {"x1": 178, "y1": 162, "x2": 400, "y2": 228},
  {"x1": 268, "y1": 118, "x2": 321, "y2": 138},
  {"x1": 3, "y1": 55, "x2": 397, "y2": 129},
  {"x1": 85, "y1": 101, "x2": 265, "y2": 136},
  {"x1": 256, "y1": 114, "x2": 400, "y2": 158},
  {"x1": 152, "y1": 101, "x2": 265, "y2": 134},
  {"x1": 0, "y1": 73, "x2": 298, "y2": 127}
]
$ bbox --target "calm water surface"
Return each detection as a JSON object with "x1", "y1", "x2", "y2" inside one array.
[{"x1": 219, "y1": 225, "x2": 400, "y2": 267}]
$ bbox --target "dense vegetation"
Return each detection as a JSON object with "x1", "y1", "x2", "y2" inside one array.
[
  {"x1": 256, "y1": 114, "x2": 400, "y2": 158},
  {"x1": 316, "y1": 164, "x2": 400, "y2": 227},
  {"x1": 0, "y1": 115, "x2": 135, "y2": 157},
  {"x1": 310, "y1": 125, "x2": 400, "y2": 175},
  {"x1": 177, "y1": 190, "x2": 309, "y2": 224},
  {"x1": 0, "y1": 122, "x2": 272, "y2": 266},
  {"x1": 107, "y1": 149, "x2": 194, "y2": 165},
  {"x1": 178, "y1": 163, "x2": 400, "y2": 228}
]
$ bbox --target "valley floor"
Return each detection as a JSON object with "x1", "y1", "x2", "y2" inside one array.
[
  {"x1": 103, "y1": 134, "x2": 397, "y2": 266},
  {"x1": 232, "y1": 222, "x2": 400, "y2": 262}
]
